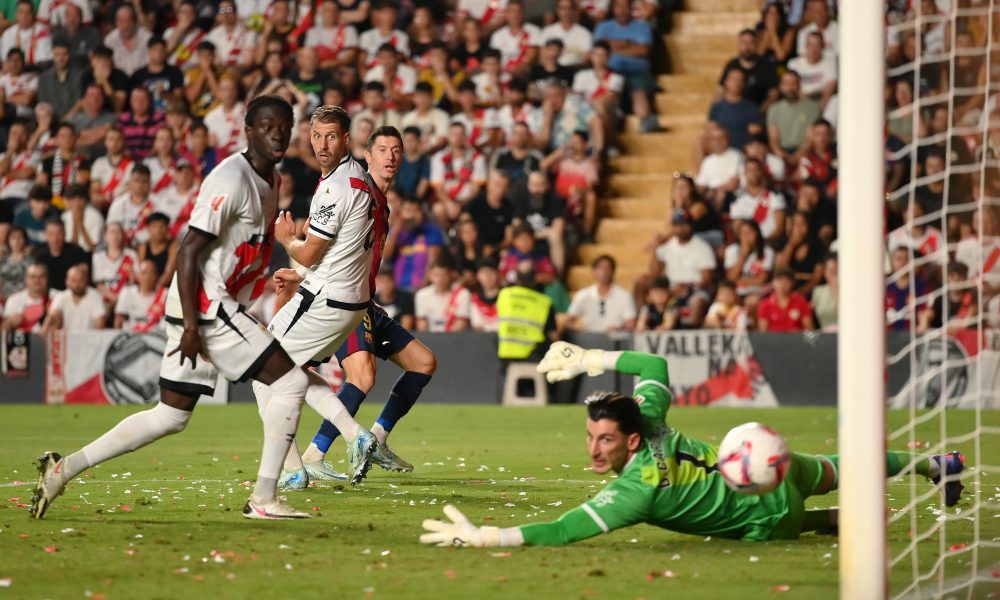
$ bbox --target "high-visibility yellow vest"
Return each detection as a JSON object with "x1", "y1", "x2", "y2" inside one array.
[{"x1": 496, "y1": 285, "x2": 552, "y2": 359}]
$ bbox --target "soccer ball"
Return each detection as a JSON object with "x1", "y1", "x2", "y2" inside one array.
[{"x1": 717, "y1": 422, "x2": 791, "y2": 495}]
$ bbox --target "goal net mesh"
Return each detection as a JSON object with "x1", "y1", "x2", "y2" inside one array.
[{"x1": 884, "y1": 1, "x2": 1000, "y2": 597}]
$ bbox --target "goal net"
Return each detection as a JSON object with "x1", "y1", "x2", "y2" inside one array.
[{"x1": 879, "y1": 0, "x2": 1000, "y2": 597}]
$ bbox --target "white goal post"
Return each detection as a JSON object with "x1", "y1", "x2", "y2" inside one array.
[{"x1": 838, "y1": 0, "x2": 888, "y2": 598}]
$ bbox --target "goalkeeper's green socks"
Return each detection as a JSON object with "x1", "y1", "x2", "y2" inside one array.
[
  {"x1": 818, "y1": 452, "x2": 937, "y2": 481},
  {"x1": 885, "y1": 451, "x2": 938, "y2": 479}
]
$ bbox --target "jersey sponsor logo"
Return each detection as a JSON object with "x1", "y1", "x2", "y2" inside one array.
[
  {"x1": 210, "y1": 194, "x2": 227, "y2": 212},
  {"x1": 312, "y1": 203, "x2": 337, "y2": 226},
  {"x1": 634, "y1": 394, "x2": 646, "y2": 405},
  {"x1": 648, "y1": 425, "x2": 671, "y2": 488},
  {"x1": 592, "y1": 489, "x2": 618, "y2": 507}
]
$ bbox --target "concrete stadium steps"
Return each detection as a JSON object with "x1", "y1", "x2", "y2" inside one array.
[
  {"x1": 594, "y1": 217, "x2": 663, "y2": 244},
  {"x1": 564, "y1": 3, "x2": 747, "y2": 294},
  {"x1": 601, "y1": 197, "x2": 671, "y2": 219},
  {"x1": 576, "y1": 243, "x2": 648, "y2": 267},
  {"x1": 671, "y1": 11, "x2": 760, "y2": 36},
  {"x1": 609, "y1": 156, "x2": 683, "y2": 175},
  {"x1": 655, "y1": 91, "x2": 711, "y2": 115},
  {"x1": 614, "y1": 133, "x2": 699, "y2": 171},
  {"x1": 568, "y1": 264, "x2": 647, "y2": 292},
  {"x1": 681, "y1": 0, "x2": 761, "y2": 13},
  {"x1": 608, "y1": 173, "x2": 676, "y2": 198},
  {"x1": 657, "y1": 73, "x2": 719, "y2": 94},
  {"x1": 665, "y1": 38, "x2": 734, "y2": 75}
]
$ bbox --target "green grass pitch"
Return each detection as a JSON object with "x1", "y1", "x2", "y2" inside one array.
[{"x1": 1, "y1": 404, "x2": 998, "y2": 599}]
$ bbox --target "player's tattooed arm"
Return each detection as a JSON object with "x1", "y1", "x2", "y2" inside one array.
[{"x1": 167, "y1": 229, "x2": 214, "y2": 368}]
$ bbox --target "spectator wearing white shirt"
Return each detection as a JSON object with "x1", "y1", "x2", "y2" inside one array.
[
  {"x1": 415, "y1": 261, "x2": 471, "y2": 332},
  {"x1": 41, "y1": 264, "x2": 105, "y2": 332},
  {"x1": 741, "y1": 135, "x2": 786, "y2": 189},
  {"x1": 430, "y1": 121, "x2": 488, "y2": 224},
  {"x1": 649, "y1": 212, "x2": 715, "y2": 328},
  {"x1": 795, "y1": 0, "x2": 839, "y2": 57},
  {"x1": 353, "y1": 81, "x2": 404, "y2": 134},
  {"x1": 106, "y1": 164, "x2": 155, "y2": 246},
  {"x1": 572, "y1": 40, "x2": 623, "y2": 129},
  {"x1": 358, "y1": 1, "x2": 409, "y2": 69},
  {"x1": 496, "y1": 78, "x2": 542, "y2": 141},
  {"x1": 401, "y1": 82, "x2": 450, "y2": 154},
  {"x1": 37, "y1": 0, "x2": 93, "y2": 27},
  {"x1": 0, "y1": 119, "x2": 40, "y2": 206},
  {"x1": 729, "y1": 158, "x2": 787, "y2": 244},
  {"x1": 206, "y1": 0, "x2": 257, "y2": 70},
  {"x1": 724, "y1": 219, "x2": 775, "y2": 303},
  {"x1": 787, "y1": 31, "x2": 837, "y2": 110},
  {"x1": 162, "y1": 1, "x2": 204, "y2": 73},
  {"x1": 152, "y1": 159, "x2": 198, "y2": 229},
  {"x1": 451, "y1": 80, "x2": 503, "y2": 150},
  {"x1": 542, "y1": 0, "x2": 594, "y2": 67},
  {"x1": 470, "y1": 257, "x2": 502, "y2": 332},
  {"x1": 489, "y1": 0, "x2": 541, "y2": 77},
  {"x1": 203, "y1": 78, "x2": 247, "y2": 158},
  {"x1": 363, "y1": 44, "x2": 417, "y2": 112},
  {"x1": 114, "y1": 258, "x2": 166, "y2": 332},
  {"x1": 304, "y1": 0, "x2": 358, "y2": 70},
  {"x1": 695, "y1": 125, "x2": 742, "y2": 207},
  {"x1": 103, "y1": 5, "x2": 151, "y2": 77},
  {"x1": 471, "y1": 49, "x2": 510, "y2": 108},
  {"x1": 456, "y1": 0, "x2": 509, "y2": 36},
  {"x1": 61, "y1": 183, "x2": 103, "y2": 253},
  {"x1": 0, "y1": 263, "x2": 53, "y2": 333},
  {"x1": 566, "y1": 254, "x2": 636, "y2": 332},
  {"x1": 0, "y1": 49, "x2": 37, "y2": 116},
  {"x1": 0, "y1": 0, "x2": 53, "y2": 68},
  {"x1": 92, "y1": 222, "x2": 138, "y2": 310}
]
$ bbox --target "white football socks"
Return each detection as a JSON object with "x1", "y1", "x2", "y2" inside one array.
[
  {"x1": 252, "y1": 380, "x2": 305, "y2": 473},
  {"x1": 60, "y1": 402, "x2": 192, "y2": 483},
  {"x1": 252, "y1": 368, "x2": 308, "y2": 503},
  {"x1": 304, "y1": 370, "x2": 360, "y2": 442}
]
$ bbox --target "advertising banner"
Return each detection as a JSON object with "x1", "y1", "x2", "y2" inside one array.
[
  {"x1": 634, "y1": 330, "x2": 779, "y2": 407},
  {"x1": 46, "y1": 330, "x2": 226, "y2": 405},
  {"x1": 888, "y1": 328, "x2": 1000, "y2": 409}
]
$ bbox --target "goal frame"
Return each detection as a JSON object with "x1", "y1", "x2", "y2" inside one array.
[{"x1": 837, "y1": 1, "x2": 888, "y2": 598}]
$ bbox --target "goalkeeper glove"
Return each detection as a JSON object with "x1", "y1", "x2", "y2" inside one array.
[
  {"x1": 420, "y1": 505, "x2": 504, "y2": 547},
  {"x1": 536, "y1": 341, "x2": 611, "y2": 383}
]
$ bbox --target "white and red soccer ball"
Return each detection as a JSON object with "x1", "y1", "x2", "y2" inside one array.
[{"x1": 718, "y1": 422, "x2": 791, "y2": 495}]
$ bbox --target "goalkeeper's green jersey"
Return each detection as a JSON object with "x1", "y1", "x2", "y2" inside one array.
[{"x1": 519, "y1": 352, "x2": 792, "y2": 545}]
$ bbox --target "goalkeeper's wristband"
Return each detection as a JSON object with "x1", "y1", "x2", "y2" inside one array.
[
  {"x1": 582, "y1": 350, "x2": 622, "y2": 376},
  {"x1": 478, "y1": 526, "x2": 525, "y2": 547},
  {"x1": 480, "y1": 526, "x2": 501, "y2": 547}
]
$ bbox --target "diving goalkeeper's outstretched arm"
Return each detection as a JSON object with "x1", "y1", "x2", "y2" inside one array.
[{"x1": 420, "y1": 343, "x2": 671, "y2": 548}]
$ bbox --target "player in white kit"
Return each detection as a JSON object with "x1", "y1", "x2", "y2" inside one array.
[
  {"x1": 30, "y1": 97, "x2": 355, "y2": 521},
  {"x1": 251, "y1": 105, "x2": 382, "y2": 485}
]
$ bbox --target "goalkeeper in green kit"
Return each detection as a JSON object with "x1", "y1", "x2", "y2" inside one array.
[{"x1": 419, "y1": 343, "x2": 966, "y2": 547}]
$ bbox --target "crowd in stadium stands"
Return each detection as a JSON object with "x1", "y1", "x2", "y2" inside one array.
[
  {"x1": 0, "y1": 0, "x2": 669, "y2": 337},
  {"x1": 626, "y1": 0, "x2": 1000, "y2": 336},
  {"x1": 0, "y1": 0, "x2": 997, "y2": 343}
]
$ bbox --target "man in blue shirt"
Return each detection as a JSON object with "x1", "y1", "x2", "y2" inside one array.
[{"x1": 593, "y1": 0, "x2": 658, "y2": 132}]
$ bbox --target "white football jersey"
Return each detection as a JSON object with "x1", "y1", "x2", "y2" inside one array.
[
  {"x1": 165, "y1": 152, "x2": 277, "y2": 321},
  {"x1": 489, "y1": 24, "x2": 541, "y2": 72},
  {"x1": 304, "y1": 156, "x2": 379, "y2": 305},
  {"x1": 106, "y1": 194, "x2": 156, "y2": 245}
]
